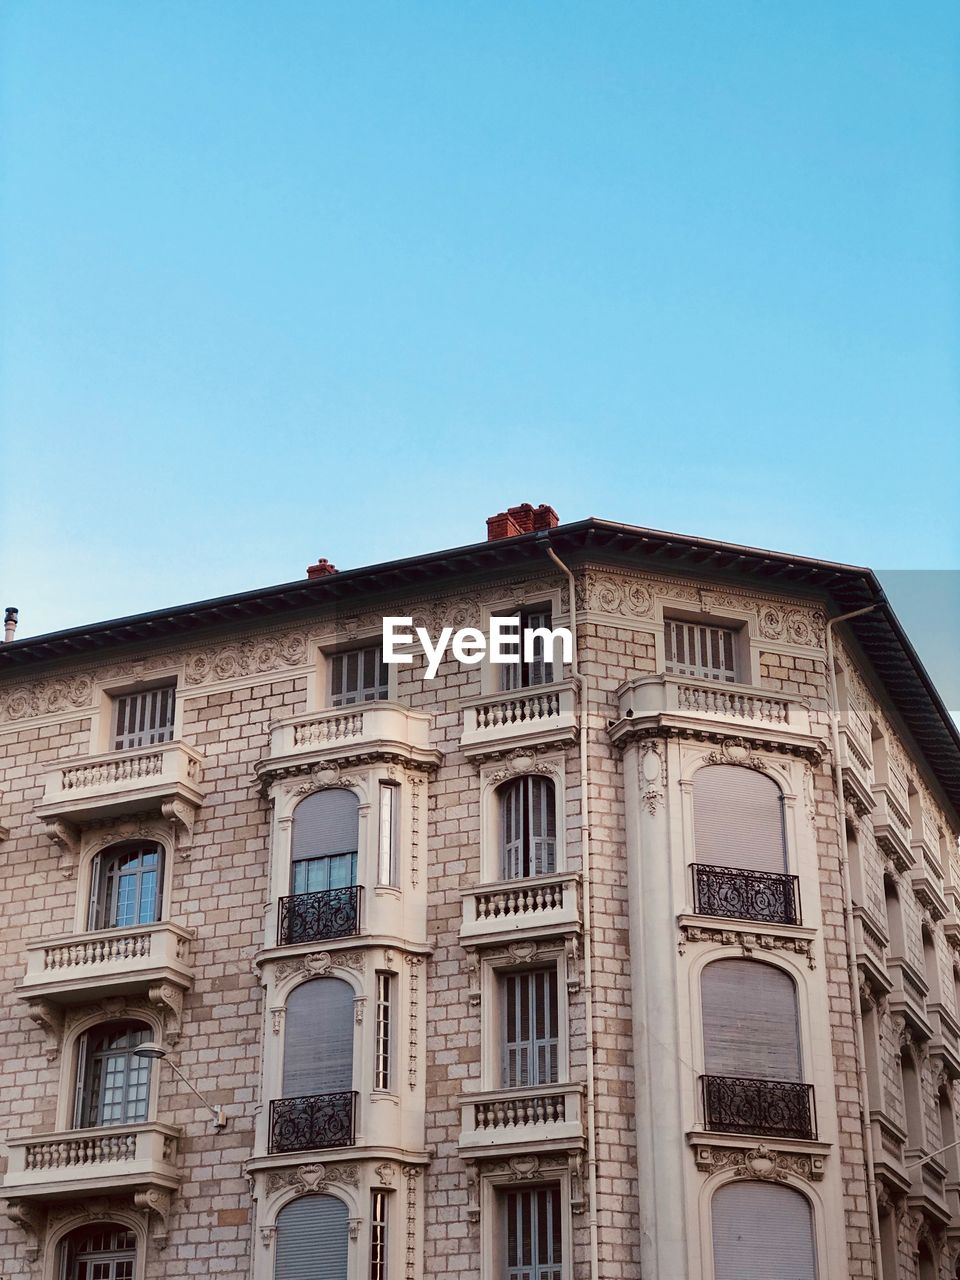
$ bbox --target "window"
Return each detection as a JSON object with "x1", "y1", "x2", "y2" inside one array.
[
  {"x1": 900, "y1": 1044, "x2": 924, "y2": 1147},
  {"x1": 61, "y1": 1225, "x2": 137, "y2": 1280},
  {"x1": 500, "y1": 777, "x2": 557, "y2": 880},
  {"x1": 112, "y1": 686, "x2": 175, "y2": 751},
  {"x1": 275, "y1": 1195, "x2": 349, "y2": 1280},
  {"x1": 664, "y1": 619, "x2": 736, "y2": 683},
  {"x1": 291, "y1": 790, "x2": 360, "y2": 895},
  {"x1": 378, "y1": 784, "x2": 400, "y2": 887},
  {"x1": 330, "y1": 645, "x2": 388, "y2": 706},
  {"x1": 499, "y1": 608, "x2": 554, "y2": 691},
  {"x1": 501, "y1": 969, "x2": 559, "y2": 1088},
  {"x1": 271, "y1": 978, "x2": 356, "y2": 1154},
  {"x1": 88, "y1": 842, "x2": 163, "y2": 930},
  {"x1": 884, "y1": 878, "x2": 905, "y2": 959},
  {"x1": 504, "y1": 1184, "x2": 562, "y2": 1280},
  {"x1": 370, "y1": 1190, "x2": 388, "y2": 1280},
  {"x1": 75, "y1": 1022, "x2": 152, "y2": 1128},
  {"x1": 700, "y1": 960, "x2": 812, "y2": 1139},
  {"x1": 711, "y1": 1182, "x2": 817, "y2": 1280},
  {"x1": 375, "y1": 973, "x2": 393, "y2": 1091}
]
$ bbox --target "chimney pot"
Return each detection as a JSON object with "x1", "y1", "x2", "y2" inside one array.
[
  {"x1": 306, "y1": 558, "x2": 338, "y2": 579},
  {"x1": 486, "y1": 504, "x2": 559, "y2": 540},
  {"x1": 3, "y1": 607, "x2": 18, "y2": 644}
]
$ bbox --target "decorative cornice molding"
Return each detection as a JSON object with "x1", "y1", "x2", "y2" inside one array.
[{"x1": 692, "y1": 1141, "x2": 825, "y2": 1182}]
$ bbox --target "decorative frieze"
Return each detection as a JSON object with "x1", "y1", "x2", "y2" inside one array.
[{"x1": 692, "y1": 1141, "x2": 825, "y2": 1182}]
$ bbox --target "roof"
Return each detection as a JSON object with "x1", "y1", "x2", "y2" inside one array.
[{"x1": 3, "y1": 517, "x2": 959, "y2": 814}]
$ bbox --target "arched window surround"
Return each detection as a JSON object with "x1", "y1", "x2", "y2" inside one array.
[
  {"x1": 477, "y1": 756, "x2": 567, "y2": 884},
  {"x1": 264, "y1": 1185, "x2": 359, "y2": 1254},
  {"x1": 708, "y1": 1177, "x2": 819, "y2": 1280},
  {"x1": 75, "y1": 828, "x2": 175, "y2": 934},
  {"x1": 56, "y1": 1008, "x2": 163, "y2": 1132},
  {"x1": 45, "y1": 1211, "x2": 147, "y2": 1280}
]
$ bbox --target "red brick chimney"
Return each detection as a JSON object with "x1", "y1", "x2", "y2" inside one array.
[
  {"x1": 306, "y1": 558, "x2": 338, "y2": 579},
  {"x1": 486, "y1": 504, "x2": 559, "y2": 541}
]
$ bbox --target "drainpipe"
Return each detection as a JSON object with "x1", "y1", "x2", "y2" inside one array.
[
  {"x1": 825, "y1": 604, "x2": 881, "y2": 1277},
  {"x1": 543, "y1": 541, "x2": 600, "y2": 1280}
]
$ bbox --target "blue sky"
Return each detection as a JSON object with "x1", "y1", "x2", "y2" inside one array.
[{"x1": 1, "y1": 2, "x2": 958, "y2": 651}]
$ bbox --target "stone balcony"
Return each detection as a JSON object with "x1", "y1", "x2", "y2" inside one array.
[
  {"x1": 15, "y1": 922, "x2": 195, "y2": 1005},
  {"x1": 2, "y1": 1121, "x2": 181, "y2": 1203},
  {"x1": 608, "y1": 675, "x2": 815, "y2": 754},
  {"x1": 460, "y1": 681, "x2": 578, "y2": 758},
  {"x1": 460, "y1": 873, "x2": 581, "y2": 946},
  {"x1": 871, "y1": 780, "x2": 914, "y2": 871},
  {"x1": 887, "y1": 956, "x2": 933, "y2": 1041},
  {"x1": 459, "y1": 1083, "x2": 584, "y2": 1157},
  {"x1": 839, "y1": 723, "x2": 875, "y2": 815},
  {"x1": 257, "y1": 702, "x2": 440, "y2": 779},
  {"x1": 36, "y1": 743, "x2": 205, "y2": 836}
]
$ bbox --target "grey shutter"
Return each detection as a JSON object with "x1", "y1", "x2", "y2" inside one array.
[
  {"x1": 701, "y1": 959, "x2": 801, "y2": 1081},
  {"x1": 292, "y1": 791, "x2": 360, "y2": 863},
  {"x1": 501, "y1": 781, "x2": 524, "y2": 879},
  {"x1": 283, "y1": 979, "x2": 354, "y2": 1096},
  {"x1": 530, "y1": 778, "x2": 557, "y2": 876},
  {"x1": 693, "y1": 765, "x2": 787, "y2": 873},
  {"x1": 525, "y1": 610, "x2": 552, "y2": 686},
  {"x1": 274, "y1": 1194, "x2": 349, "y2": 1280},
  {"x1": 500, "y1": 778, "x2": 557, "y2": 879},
  {"x1": 502, "y1": 969, "x2": 559, "y2": 1087},
  {"x1": 712, "y1": 1182, "x2": 817, "y2": 1280}
]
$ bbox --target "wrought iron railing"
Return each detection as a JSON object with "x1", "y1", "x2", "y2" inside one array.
[
  {"x1": 277, "y1": 886, "x2": 362, "y2": 946},
  {"x1": 269, "y1": 1091, "x2": 358, "y2": 1153},
  {"x1": 692, "y1": 864, "x2": 800, "y2": 925},
  {"x1": 702, "y1": 1075, "x2": 815, "y2": 1139}
]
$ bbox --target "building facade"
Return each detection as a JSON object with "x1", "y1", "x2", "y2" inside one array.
[{"x1": 0, "y1": 506, "x2": 958, "y2": 1280}]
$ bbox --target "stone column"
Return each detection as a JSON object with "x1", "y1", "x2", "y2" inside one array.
[{"x1": 621, "y1": 735, "x2": 689, "y2": 1279}]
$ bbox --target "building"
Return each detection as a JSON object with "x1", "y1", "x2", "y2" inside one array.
[{"x1": 0, "y1": 505, "x2": 958, "y2": 1280}]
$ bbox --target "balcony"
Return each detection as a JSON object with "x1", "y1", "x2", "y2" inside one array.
[
  {"x1": 2, "y1": 1122, "x2": 181, "y2": 1200},
  {"x1": 15, "y1": 922, "x2": 194, "y2": 1005},
  {"x1": 258, "y1": 702, "x2": 440, "y2": 779},
  {"x1": 887, "y1": 957, "x2": 933, "y2": 1041},
  {"x1": 872, "y1": 786, "x2": 915, "y2": 871},
  {"x1": 460, "y1": 681, "x2": 578, "y2": 758},
  {"x1": 36, "y1": 743, "x2": 205, "y2": 831},
  {"x1": 701, "y1": 1075, "x2": 816, "y2": 1141},
  {"x1": 839, "y1": 724, "x2": 874, "y2": 815},
  {"x1": 460, "y1": 874, "x2": 581, "y2": 946},
  {"x1": 459, "y1": 1084, "x2": 583, "y2": 1156},
  {"x1": 277, "y1": 886, "x2": 361, "y2": 947},
  {"x1": 692, "y1": 864, "x2": 800, "y2": 926},
  {"x1": 608, "y1": 675, "x2": 814, "y2": 754},
  {"x1": 268, "y1": 1091, "x2": 357, "y2": 1154}
]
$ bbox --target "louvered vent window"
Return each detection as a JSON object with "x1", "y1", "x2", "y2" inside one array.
[
  {"x1": 712, "y1": 1182, "x2": 817, "y2": 1280},
  {"x1": 664, "y1": 620, "x2": 737, "y2": 683},
  {"x1": 504, "y1": 1185, "x2": 562, "y2": 1280},
  {"x1": 112, "y1": 686, "x2": 175, "y2": 750},
  {"x1": 500, "y1": 608, "x2": 554, "y2": 690},
  {"x1": 330, "y1": 645, "x2": 388, "y2": 706},
  {"x1": 275, "y1": 1195, "x2": 349, "y2": 1280},
  {"x1": 501, "y1": 968, "x2": 559, "y2": 1088},
  {"x1": 500, "y1": 777, "x2": 557, "y2": 879}
]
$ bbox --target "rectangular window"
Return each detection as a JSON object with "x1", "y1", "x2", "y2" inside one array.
[
  {"x1": 370, "y1": 1190, "x2": 388, "y2": 1280},
  {"x1": 500, "y1": 608, "x2": 554, "y2": 691},
  {"x1": 504, "y1": 1185, "x2": 562, "y2": 1280},
  {"x1": 664, "y1": 620, "x2": 736, "y2": 683},
  {"x1": 292, "y1": 850, "x2": 358, "y2": 895},
  {"x1": 112, "y1": 686, "x2": 176, "y2": 750},
  {"x1": 375, "y1": 972, "x2": 393, "y2": 1091},
  {"x1": 330, "y1": 645, "x2": 389, "y2": 706},
  {"x1": 378, "y1": 783, "x2": 400, "y2": 887},
  {"x1": 501, "y1": 968, "x2": 559, "y2": 1088}
]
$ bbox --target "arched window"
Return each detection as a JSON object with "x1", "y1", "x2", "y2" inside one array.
[
  {"x1": 60, "y1": 1224, "x2": 137, "y2": 1280},
  {"x1": 693, "y1": 766, "x2": 786, "y2": 872},
  {"x1": 861, "y1": 999, "x2": 883, "y2": 1106},
  {"x1": 291, "y1": 791, "x2": 360, "y2": 895},
  {"x1": 75, "y1": 1022, "x2": 152, "y2": 1128},
  {"x1": 274, "y1": 1195, "x2": 348, "y2": 1280},
  {"x1": 692, "y1": 766, "x2": 795, "y2": 925},
  {"x1": 878, "y1": 1200, "x2": 899, "y2": 1280},
  {"x1": 884, "y1": 878, "x2": 905, "y2": 959},
  {"x1": 272, "y1": 979, "x2": 356, "y2": 1154},
  {"x1": 499, "y1": 777, "x2": 557, "y2": 879},
  {"x1": 900, "y1": 1044, "x2": 925, "y2": 1148},
  {"x1": 923, "y1": 925, "x2": 941, "y2": 1005},
  {"x1": 88, "y1": 843, "x2": 163, "y2": 930},
  {"x1": 711, "y1": 1182, "x2": 817, "y2": 1280},
  {"x1": 939, "y1": 1086, "x2": 959, "y2": 1187},
  {"x1": 918, "y1": 1241, "x2": 937, "y2": 1280},
  {"x1": 701, "y1": 959, "x2": 811, "y2": 1139}
]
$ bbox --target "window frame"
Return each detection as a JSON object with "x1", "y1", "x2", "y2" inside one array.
[
  {"x1": 499, "y1": 966, "x2": 561, "y2": 1089},
  {"x1": 73, "y1": 1021, "x2": 154, "y2": 1130},
  {"x1": 477, "y1": 945, "x2": 572, "y2": 1090},
  {"x1": 327, "y1": 644, "x2": 390, "y2": 707},
  {"x1": 110, "y1": 684, "x2": 177, "y2": 752},
  {"x1": 478, "y1": 1173, "x2": 574, "y2": 1280},
  {"x1": 87, "y1": 842, "x2": 165, "y2": 931},
  {"x1": 374, "y1": 971, "x2": 395, "y2": 1093}
]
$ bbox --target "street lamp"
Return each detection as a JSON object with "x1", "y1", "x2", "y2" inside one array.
[{"x1": 133, "y1": 1043, "x2": 227, "y2": 1130}]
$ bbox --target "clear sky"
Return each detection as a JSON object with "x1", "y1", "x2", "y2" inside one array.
[{"x1": 1, "y1": 2, "x2": 959, "y2": 648}]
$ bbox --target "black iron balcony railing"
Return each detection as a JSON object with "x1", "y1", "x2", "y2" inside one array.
[
  {"x1": 702, "y1": 1075, "x2": 816, "y2": 1140},
  {"x1": 277, "y1": 885, "x2": 362, "y2": 946},
  {"x1": 269, "y1": 1091, "x2": 358, "y2": 1154},
  {"x1": 692, "y1": 864, "x2": 800, "y2": 926}
]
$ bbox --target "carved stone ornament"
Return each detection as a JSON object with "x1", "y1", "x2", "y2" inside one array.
[
  {"x1": 702, "y1": 738, "x2": 767, "y2": 771},
  {"x1": 375, "y1": 1162, "x2": 397, "y2": 1186},
  {"x1": 184, "y1": 632, "x2": 309, "y2": 685},
  {"x1": 5, "y1": 1199, "x2": 47, "y2": 1262},
  {"x1": 486, "y1": 749, "x2": 560, "y2": 785},
  {"x1": 41, "y1": 817, "x2": 81, "y2": 877},
  {"x1": 133, "y1": 1187, "x2": 173, "y2": 1250},
  {"x1": 693, "y1": 1142, "x2": 825, "y2": 1182},
  {"x1": 26, "y1": 998, "x2": 65, "y2": 1060},
  {"x1": 678, "y1": 923, "x2": 815, "y2": 970},
  {"x1": 148, "y1": 982, "x2": 185, "y2": 1044},
  {"x1": 354, "y1": 996, "x2": 366, "y2": 1026},
  {"x1": 0, "y1": 673, "x2": 94, "y2": 723},
  {"x1": 640, "y1": 743, "x2": 666, "y2": 815},
  {"x1": 161, "y1": 798, "x2": 198, "y2": 849},
  {"x1": 273, "y1": 949, "x2": 366, "y2": 986},
  {"x1": 265, "y1": 1161, "x2": 360, "y2": 1196}
]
